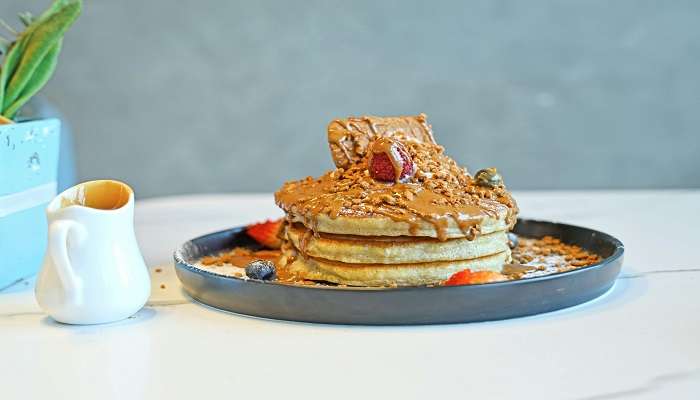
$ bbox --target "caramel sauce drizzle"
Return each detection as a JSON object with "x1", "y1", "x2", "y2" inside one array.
[{"x1": 275, "y1": 126, "x2": 519, "y2": 241}]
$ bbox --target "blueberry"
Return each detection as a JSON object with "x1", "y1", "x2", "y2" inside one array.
[
  {"x1": 507, "y1": 232, "x2": 519, "y2": 249},
  {"x1": 245, "y1": 260, "x2": 276, "y2": 280}
]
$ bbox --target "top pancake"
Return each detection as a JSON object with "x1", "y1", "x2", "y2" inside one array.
[
  {"x1": 283, "y1": 197, "x2": 510, "y2": 239},
  {"x1": 275, "y1": 114, "x2": 518, "y2": 241}
]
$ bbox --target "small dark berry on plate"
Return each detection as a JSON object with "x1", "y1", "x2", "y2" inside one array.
[
  {"x1": 245, "y1": 259, "x2": 276, "y2": 280},
  {"x1": 507, "y1": 232, "x2": 519, "y2": 249}
]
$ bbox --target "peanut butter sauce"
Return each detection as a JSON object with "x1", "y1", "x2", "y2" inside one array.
[
  {"x1": 200, "y1": 248, "x2": 280, "y2": 267},
  {"x1": 275, "y1": 115, "x2": 519, "y2": 241}
]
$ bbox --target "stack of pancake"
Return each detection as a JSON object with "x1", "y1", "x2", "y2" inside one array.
[{"x1": 275, "y1": 114, "x2": 518, "y2": 287}]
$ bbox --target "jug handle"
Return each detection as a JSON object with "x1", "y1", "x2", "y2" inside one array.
[{"x1": 49, "y1": 220, "x2": 86, "y2": 301}]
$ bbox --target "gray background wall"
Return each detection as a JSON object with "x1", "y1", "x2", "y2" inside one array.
[{"x1": 2, "y1": 0, "x2": 699, "y2": 197}]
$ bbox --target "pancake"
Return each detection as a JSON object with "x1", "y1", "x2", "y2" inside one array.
[
  {"x1": 276, "y1": 142, "x2": 517, "y2": 241},
  {"x1": 284, "y1": 209, "x2": 508, "y2": 239},
  {"x1": 281, "y1": 248, "x2": 511, "y2": 287},
  {"x1": 286, "y1": 224, "x2": 509, "y2": 264},
  {"x1": 273, "y1": 114, "x2": 519, "y2": 287}
]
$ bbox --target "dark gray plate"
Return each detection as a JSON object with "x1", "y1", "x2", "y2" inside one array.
[{"x1": 174, "y1": 219, "x2": 624, "y2": 325}]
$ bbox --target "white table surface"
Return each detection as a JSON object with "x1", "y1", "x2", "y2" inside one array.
[{"x1": 1, "y1": 191, "x2": 699, "y2": 399}]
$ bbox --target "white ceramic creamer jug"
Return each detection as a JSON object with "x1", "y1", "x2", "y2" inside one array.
[{"x1": 35, "y1": 180, "x2": 150, "y2": 324}]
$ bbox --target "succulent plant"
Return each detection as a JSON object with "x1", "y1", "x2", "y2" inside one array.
[{"x1": 0, "y1": 0, "x2": 81, "y2": 123}]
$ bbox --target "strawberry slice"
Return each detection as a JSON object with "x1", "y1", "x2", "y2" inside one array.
[
  {"x1": 444, "y1": 269, "x2": 507, "y2": 286},
  {"x1": 246, "y1": 219, "x2": 283, "y2": 249}
]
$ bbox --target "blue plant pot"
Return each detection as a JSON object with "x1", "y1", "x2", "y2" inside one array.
[{"x1": 0, "y1": 118, "x2": 61, "y2": 289}]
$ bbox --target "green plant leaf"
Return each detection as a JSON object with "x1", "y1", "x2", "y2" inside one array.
[
  {"x1": 0, "y1": 19, "x2": 18, "y2": 36},
  {"x1": 0, "y1": 36, "x2": 26, "y2": 110},
  {"x1": 18, "y1": 12, "x2": 34, "y2": 27},
  {"x1": 2, "y1": 1, "x2": 80, "y2": 110},
  {"x1": 4, "y1": 40, "x2": 61, "y2": 119},
  {"x1": 0, "y1": 36, "x2": 10, "y2": 54},
  {"x1": 36, "y1": 0, "x2": 79, "y2": 25}
]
